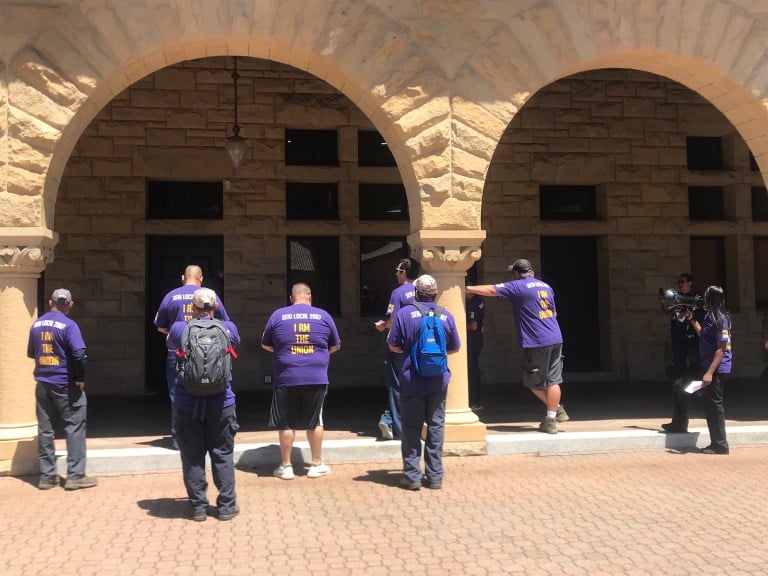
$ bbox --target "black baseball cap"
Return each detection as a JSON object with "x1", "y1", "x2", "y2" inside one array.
[{"x1": 507, "y1": 259, "x2": 532, "y2": 273}]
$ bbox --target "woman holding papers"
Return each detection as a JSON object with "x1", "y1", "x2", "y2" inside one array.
[{"x1": 663, "y1": 286, "x2": 732, "y2": 454}]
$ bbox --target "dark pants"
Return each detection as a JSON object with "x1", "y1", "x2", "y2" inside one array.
[
  {"x1": 165, "y1": 356, "x2": 179, "y2": 442},
  {"x1": 467, "y1": 339, "x2": 483, "y2": 405},
  {"x1": 380, "y1": 349, "x2": 404, "y2": 438},
  {"x1": 35, "y1": 382, "x2": 88, "y2": 479},
  {"x1": 671, "y1": 338, "x2": 699, "y2": 379},
  {"x1": 175, "y1": 403, "x2": 239, "y2": 514},
  {"x1": 400, "y1": 389, "x2": 447, "y2": 485},
  {"x1": 672, "y1": 372, "x2": 729, "y2": 451}
]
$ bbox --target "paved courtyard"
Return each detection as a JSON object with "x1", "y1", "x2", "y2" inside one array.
[{"x1": 2, "y1": 446, "x2": 767, "y2": 576}]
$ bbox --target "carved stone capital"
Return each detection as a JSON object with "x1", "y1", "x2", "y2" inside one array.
[
  {"x1": 408, "y1": 230, "x2": 486, "y2": 274},
  {"x1": 0, "y1": 245, "x2": 53, "y2": 275}
]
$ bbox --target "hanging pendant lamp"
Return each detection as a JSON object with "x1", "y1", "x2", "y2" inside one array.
[{"x1": 224, "y1": 56, "x2": 247, "y2": 172}]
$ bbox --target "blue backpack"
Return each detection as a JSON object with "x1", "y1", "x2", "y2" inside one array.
[{"x1": 410, "y1": 302, "x2": 448, "y2": 377}]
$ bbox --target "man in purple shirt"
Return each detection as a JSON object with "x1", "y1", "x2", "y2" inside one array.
[
  {"x1": 387, "y1": 275, "x2": 460, "y2": 490},
  {"x1": 374, "y1": 257, "x2": 420, "y2": 440},
  {"x1": 262, "y1": 283, "x2": 341, "y2": 480},
  {"x1": 27, "y1": 289, "x2": 97, "y2": 490},
  {"x1": 466, "y1": 259, "x2": 569, "y2": 434},
  {"x1": 167, "y1": 288, "x2": 241, "y2": 521},
  {"x1": 154, "y1": 265, "x2": 230, "y2": 449}
]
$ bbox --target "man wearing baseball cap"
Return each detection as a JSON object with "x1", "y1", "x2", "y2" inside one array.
[
  {"x1": 466, "y1": 259, "x2": 569, "y2": 433},
  {"x1": 27, "y1": 289, "x2": 98, "y2": 490}
]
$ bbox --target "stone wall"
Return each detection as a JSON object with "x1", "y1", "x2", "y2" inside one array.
[{"x1": 48, "y1": 60, "x2": 767, "y2": 394}]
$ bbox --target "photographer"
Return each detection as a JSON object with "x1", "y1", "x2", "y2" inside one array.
[
  {"x1": 659, "y1": 274, "x2": 705, "y2": 380},
  {"x1": 662, "y1": 286, "x2": 733, "y2": 455}
]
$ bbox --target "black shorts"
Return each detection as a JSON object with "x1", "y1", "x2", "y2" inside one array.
[
  {"x1": 521, "y1": 344, "x2": 563, "y2": 390},
  {"x1": 268, "y1": 385, "x2": 327, "y2": 430}
]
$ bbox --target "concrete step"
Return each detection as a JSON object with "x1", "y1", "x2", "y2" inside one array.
[{"x1": 58, "y1": 424, "x2": 768, "y2": 475}]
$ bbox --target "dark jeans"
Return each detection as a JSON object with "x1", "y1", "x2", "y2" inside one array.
[
  {"x1": 467, "y1": 340, "x2": 483, "y2": 405},
  {"x1": 379, "y1": 349, "x2": 404, "y2": 438},
  {"x1": 175, "y1": 403, "x2": 239, "y2": 514},
  {"x1": 672, "y1": 372, "x2": 729, "y2": 451},
  {"x1": 166, "y1": 357, "x2": 179, "y2": 442},
  {"x1": 35, "y1": 382, "x2": 88, "y2": 478},
  {"x1": 400, "y1": 389, "x2": 447, "y2": 485},
  {"x1": 671, "y1": 339, "x2": 699, "y2": 379}
]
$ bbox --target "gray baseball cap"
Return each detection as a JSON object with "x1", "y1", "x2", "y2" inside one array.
[
  {"x1": 50, "y1": 288, "x2": 72, "y2": 305},
  {"x1": 192, "y1": 288, "x2": 217, "y2": 310}
]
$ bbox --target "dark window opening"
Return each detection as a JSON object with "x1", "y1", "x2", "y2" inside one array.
[
  {"x1": 146, "y1": 180, "x2": 223, "y2": 220},
  {"x1": 687, "y1": 137, "x2": 723, "y2": 170},
  {"x1": 359, "y1": 183, "x2": 408, "y2": 221},
  {"x1": 540, "y1": 185, "x2": 597, "y2": 220},
  {"x1": 286, "y1": 183, "x2": 339, "y2": 220},
  {"x1": 360, "y1": 237, "x2": 408, "y2": 316},
  {"x1": 750, "y1": 152, "x2": 760, "y2": 172},
  {"x1": 285, "y1": 129, "x2": 338, "y2": 166},
  {"x1": 690, "y1": 236, "x2": 726, "y2": 296},
  {"x1": 358, "y1": 131, "x2": 397, "y2": 167},
  {"x1": 688, "y1": 186, "x2": 725, "y2": 221},
  {"x1": 287, "y1": 237, "x2": 340, "y2": 315},
  {"x1": 752, "y1": 187, "x2": 768, "y2": 221}
]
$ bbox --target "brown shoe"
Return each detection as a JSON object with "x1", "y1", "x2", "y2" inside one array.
[
  {"x1": 64, "y1": 475, "x2": 98, "y2": 490},
  {"x1": 38, "y1": 475, "x2": 58, "y2": 490},
  {"x1": 539, "y1": 417, "x2": 558, "y2": 434}
]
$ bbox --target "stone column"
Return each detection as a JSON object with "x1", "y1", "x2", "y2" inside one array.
[
  {"x1": 409, "y1": 229, "x2": 486, "y2": 453},
  {"x1": 0, "y1": 231, "x2": 56, "y2": 475}
]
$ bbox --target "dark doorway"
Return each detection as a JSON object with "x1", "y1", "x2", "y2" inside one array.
[
  {"x1": 145, "y1": 235, "x2": 225, "y2": 394},
  {"x1": 540, "y1": 236, "x2": 601, "y2": 371}
]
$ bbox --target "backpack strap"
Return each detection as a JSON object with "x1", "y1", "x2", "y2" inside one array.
[{"x1": 412, "y1": 301, "x2": 427, "y2": 316}]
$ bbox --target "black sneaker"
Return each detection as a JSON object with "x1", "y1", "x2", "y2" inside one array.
[
  {"x1": 699, "y1": 445, "x2": 730, "y2": 455},
  {"x1": 38, "y1": 475, "x2": 58, "y2": 490},
  {"x1": 192, "y1": 508, "x2": 207, "y2": 522},
  {"x1": 399, "y1": 477, "x2": 421, "y2": 491},
  {"x1": 660, "y1": 423, "x2": 688, "y2": 433},
  {"x1": 218, "y1": 505, "x2": 239, "y2": 521},
  {"x1": 422, "y1": 478, "x2": 442, "y2": 490}
]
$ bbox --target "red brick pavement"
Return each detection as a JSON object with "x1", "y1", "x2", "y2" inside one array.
[{"x1": 2, "y1": 447, "x2": 767, "y2": 576}]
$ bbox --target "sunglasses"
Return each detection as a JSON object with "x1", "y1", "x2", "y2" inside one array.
[{"x1": 395, "y1": 269, "x2": 405, "y2": 273}]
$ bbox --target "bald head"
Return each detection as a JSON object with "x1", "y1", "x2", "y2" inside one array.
[
  {"x1": 182, "y1": 265, "x2": 204, "y2": 286},
  {"x1": 290, "y1": 283, "x2": 312, "y2": 305}
]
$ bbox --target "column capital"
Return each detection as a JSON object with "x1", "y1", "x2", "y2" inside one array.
[
  {"x1": 407, "y1": 229, "x2": 486, "y2": 274},
  {"x1": 0, "y1": 228, "x2": 57, "y2": 275}
]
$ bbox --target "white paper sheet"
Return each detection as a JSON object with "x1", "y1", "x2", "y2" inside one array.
[{"x1": 684, "y1": 380, "x2": 703, "y2": 394}]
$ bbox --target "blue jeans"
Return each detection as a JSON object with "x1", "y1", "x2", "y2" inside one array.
[
  {"x1": 400, "y1": 388, "x2": 447, "y2": 485},
  {"x1": 379, "y1": 349, "x2": 403, "y2": 438},
  {"x1": 166, "y1": 357, "x2": 179, "y2": 443},
  {"x1": 175, "y1": 402, "x2": 239, "y2": 514},
  {"x1": 35, "y1": 382, "x2": 88, "y2": 479}
]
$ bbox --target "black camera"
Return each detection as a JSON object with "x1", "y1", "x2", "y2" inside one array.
[{"x1": 661, "y1": 288, "x2": 704, "y2": 308}]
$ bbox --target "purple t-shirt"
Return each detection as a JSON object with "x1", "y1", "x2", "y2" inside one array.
[
  {"x1": 387, "y1": 302, "x2": 460, "y2": 397},
  {"x1": 154, "y1": 285, "x2": 230, "y2": 357},
  {"x1": 495, "y1": 277, "x2": 563, "y2": 349},
  {"x1": 167, "y1": 318, "x2": 240, "y2": 410},
  {"x1": 261, "y1": 303, "x2": 341, "y2": 387},
  {"x1": 27, "y1": 311, "x2": 87, "y2": 387},
  {"x1": 698, "y1": 315, "x2": 732, "y2": 374},
  {"x1": 386, "y1": 282, "x2": 416, "y2": 317}
]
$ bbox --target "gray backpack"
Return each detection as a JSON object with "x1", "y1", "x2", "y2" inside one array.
[{"x1": 176, "y1": 318, "x2": 236, "y2": 395}]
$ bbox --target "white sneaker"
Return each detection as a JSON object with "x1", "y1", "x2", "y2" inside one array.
[
  {"x1": 378, "y1": 421, "x2": 394, "y2": 440},
  {"x1": 307, "y1": 463, "x2": 331, "y2": 478},
  {"x1": 272, "y1": 464, "x2": 294, "y2": 480}
]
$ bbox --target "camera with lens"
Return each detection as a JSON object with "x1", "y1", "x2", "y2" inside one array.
[{"x1": 660, "y1": 288, "x2": 704, "y2": 309}]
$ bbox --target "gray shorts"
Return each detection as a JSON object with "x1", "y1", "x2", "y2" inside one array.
[{"x1": 521, "y1": 344, "x2": 563, "y2": 390}]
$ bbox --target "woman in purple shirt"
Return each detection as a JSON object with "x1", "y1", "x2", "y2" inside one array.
[{"x1": 687, "y1": 286, "x2": 732, "y2": 455}]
